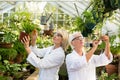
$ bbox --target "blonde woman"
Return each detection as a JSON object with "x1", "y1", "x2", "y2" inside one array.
[{"x1": 21, "y1": 29, "x2": 69, "y2": 80}]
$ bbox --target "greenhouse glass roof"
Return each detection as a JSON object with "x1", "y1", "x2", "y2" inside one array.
[
  {"x1": 0, "y1": 0, "x2": 91, "y2": 16},
  {"x1": 0, "y1": 0, "x2": 120, "y2": 36}
]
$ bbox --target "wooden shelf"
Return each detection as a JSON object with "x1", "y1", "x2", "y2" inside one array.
[{"x1": 26, "y1": 69, "x2": 39, "y2": 80}]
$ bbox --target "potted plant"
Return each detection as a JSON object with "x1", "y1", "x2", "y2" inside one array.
[
  {"x1": 73, "y1": 11, "x2": 96, "y2": 37},
  {"x1": 19, "y1": 20, "x2": 39, "y2": 41},
  {"x1": 0, "y1": 23, "x2": 17, "y2": 48},
  {"x1": 4, "y1": 11, "x2": 40, "y2": 42},
  {"x1": 0, "y1": 48, "x2": 17, "y2": 63},
  {"x1": 0, "y1": 60, "x2": 22, "y2": 79},
  {"x1": 19, "y1": 17, "x2": 41, "y2": 42},
  {"x1": 103, "y1": 0, "x2": 120, "y2": 13},
  {"x1": 13, "y1": 40, "x2": 27, "y2": 63}
]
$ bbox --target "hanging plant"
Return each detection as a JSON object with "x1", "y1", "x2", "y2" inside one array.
[
  {"x1": 91, "y1": 0, "x2": 105, "y2": 23},
  {"x1": 73, "y1": 11, "x2": 96, "y2": 37},
  {"x1": 82, "y1": 11, "x2": 96, "y2": 37},
  {"x1": 103, "y1": 0, "x2": 120, "y2": 13},
  {"x1": 91, "y1": 0, "x2": 120, "y2": 24},
  {"x1": 73, "y1": 17, "x2": 85, "y2": 32}
]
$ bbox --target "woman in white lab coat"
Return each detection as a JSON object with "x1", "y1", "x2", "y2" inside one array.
[
  {"x1": 66, "y1": 32, "x2": 113, "y2": 80},
  {"x1": 21, "y1": 29, "x2": 69, "y2": 80}
]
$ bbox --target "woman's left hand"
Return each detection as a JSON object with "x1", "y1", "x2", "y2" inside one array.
[{"x1": 21, "y1": 36, "x2": 31, "y2": 54}]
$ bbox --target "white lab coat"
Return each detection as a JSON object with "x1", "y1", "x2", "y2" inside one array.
[
  {"x1": 27, "y1": 46, "x2": 65, "y2": 80},
  {"x1": 66, "y1": 50, "x2": 113, "y2": 80}
]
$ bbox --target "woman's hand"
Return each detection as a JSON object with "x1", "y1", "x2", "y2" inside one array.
[
  {"x1": 92, "y1": 40, "x2": 100, "y2": 48},
  {"x1": 21, "y1": 36, "x2": 30, "y2": 48},
  {"x1": 31, "y1": 29, "x2": 38, "y2": 46},
  {"x1": 21, "y1": 36, "x2": 31, "y2": 54},
  {"x1": 101, "y1": 35, "x2": 109, "y2": 44},
  {"x1": 101, "y1": 35, "x2": 111, "y2": 59}
]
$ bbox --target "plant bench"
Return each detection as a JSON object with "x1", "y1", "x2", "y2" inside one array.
[{"x1": 26, "y1": 69, "x2": 39, "y2": 80}]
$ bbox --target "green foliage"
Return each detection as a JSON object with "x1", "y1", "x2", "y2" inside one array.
[
  {"x1": 0, "y1": 23, "x2": 17, "y2": 43},
  {"x1": 111, "y1": 43, "x2": 120, "y2": 55},
  {"x1": 73, "y1": 11, "x2": 96, "y2": 37},
  {"x1": 109, "y1": 35, "x2": 120, "y2": 54},
  {"x1": 91, "y1": 0, "x2": 105, "y2": 23},
  {"x1": 0, "y1": 60, "x2": 21, "y2": 77},
  {"x1": 73, "y1": 17, "x2": 85, "y2": 32},
  {"x1": 13, "y1": 40, "x2": 26, "y2": 54},
  {"x1": 3, "y1": 31, "x2": 17, "y2": 43},
  {"x1": 83, "y1": 11, "x2": 96, "y2": 24},
  {"x1": 13, "y1": 40, "x2": 27, "y2": 60},
  {"x1": 22, "y1": 20, "x2": 37, "y2": 34},
  {"x1": 5, "y1": 11, "x2": 31, "y2": 31},
  {"x1": 37, "y1": 35, "x2": 53, "y2": 48},
  {"x1": 5, "y1": 11, "x2": 40, "y2": 35},
  {"x1": 59, "y1": 63, "x2": 68, "y2": 77},
  {"x1": 0, "y1": 48, "x2": 17, "y2": 60},
  {"x1": 98, "y1": 71, "x2": 118, "y2": 80},
  {"x1": 103, "y1": 0, "x2": 120, "y2": 13},
  {"x1": 4, "y1": 60, "x2": 21, "y2": 72},
  {"x1": 0, "y1": 76, "x2": 12, "y2": 80},
  {"x1": 0, "y1": 55, "x2": 1, "y2": 61},
  {"x1": 91, "y1": 0, "x2": 119, "y2": 24}
]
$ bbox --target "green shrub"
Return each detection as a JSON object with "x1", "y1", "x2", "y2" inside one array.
[
  {"x1": 98, "y1": 71, "x2": 118, "y2": 80},
  {"x1": 0, "y1": 48, "x2": 17, "y2": 60},
  {"x1": 0, "y1": 76, "x2": 12, "y2": 80}
]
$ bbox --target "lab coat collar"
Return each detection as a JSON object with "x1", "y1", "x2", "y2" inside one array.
[{"x1": 72, "y1": 50, "x2": 85, "y2": 56}]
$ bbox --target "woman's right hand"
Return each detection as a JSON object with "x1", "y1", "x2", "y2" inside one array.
[{"x1": 92, "y1": 40, "x2": 100, "y2": 48}]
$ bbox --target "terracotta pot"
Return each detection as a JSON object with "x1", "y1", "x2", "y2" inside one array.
[
  {"x1": 19, "y1": 32, "x2": 29, "y2": 41},
  {"x1": 105, "y1": 64, "x2": 118, "y2": 75},
  {"x1": 43, "y1": 29, "x2": 54, "y2": 36},
  {"x1": 0, "y1": 42, "x2": 12, "y2": 48},
  {"x1": 14, "y1": 54, "x2": 23, "y2": 64}
]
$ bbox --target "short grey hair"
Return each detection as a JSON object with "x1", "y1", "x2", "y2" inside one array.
[{"x1": 69, "y1": 32, "x2": 82, "y2": 49}]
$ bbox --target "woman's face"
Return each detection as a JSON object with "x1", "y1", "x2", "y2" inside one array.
[
  {"x1": 71, "y1": 33, "x2": 84, "y2": 48},
  {"x1": 53, "y1": 32, "x2": 63, "y2": 45}
]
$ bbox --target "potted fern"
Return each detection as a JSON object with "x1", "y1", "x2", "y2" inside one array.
[{"x1": 19, "y1": 20, "x2": 37, "y2": 41}]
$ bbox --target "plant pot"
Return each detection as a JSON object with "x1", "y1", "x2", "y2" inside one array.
[
  {"x1": 0, "y1": 42, "x2": 12, "y2": 48},
  {"x1": 103, "y1": 0, "x2": 119, "y2": 13},
  {"x1": 19, "y1": 32, "x2": 29, "y2": 42},
  {"x1": 105, "y1": 64, "x2": 118, "y2": 75},
  {"x1": 14, "y1": 53, "x2": 23, "y2": 64},
  {"x1": 43, "y1": 29, "x2": 54, "y2": 36}
]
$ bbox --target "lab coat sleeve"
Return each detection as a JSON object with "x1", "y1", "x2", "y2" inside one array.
[
  {"x1": 30, "y1": 45, "x2": 47, "y2": 57},
  {"x1": 27, "y1": 51, "x2": 65, "y2": 68},
  {"x1": 66, "y1": 54, "x2": 88, "y2": 72},
  {"x1": 93, "y1": 52, "x2": 113, "y2": 67}
]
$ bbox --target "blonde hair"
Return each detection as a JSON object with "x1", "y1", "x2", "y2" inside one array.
[{"x1": 57, "y1": 29, "x2": 69, "y2": 51}]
